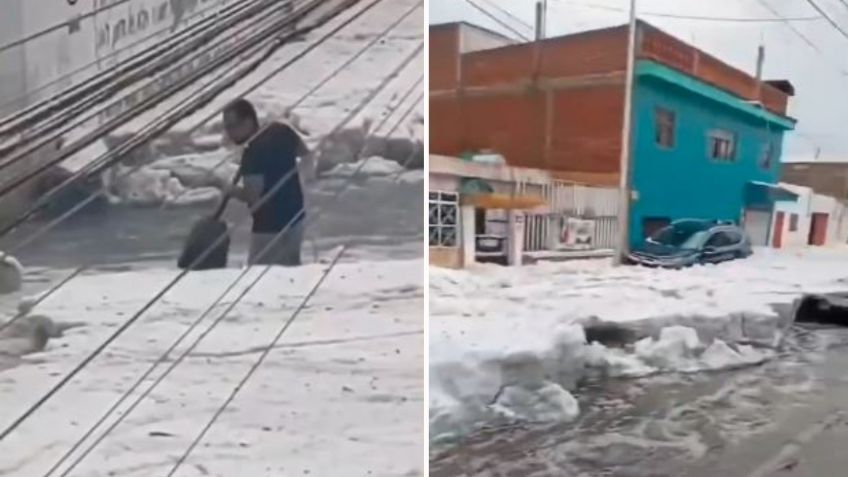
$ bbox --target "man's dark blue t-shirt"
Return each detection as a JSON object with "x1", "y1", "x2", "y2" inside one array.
[{"x1": 239, "y1": 122, "x2": 305, "y2": 233}]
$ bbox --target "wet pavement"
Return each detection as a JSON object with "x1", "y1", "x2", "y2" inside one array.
[
  {"x1": 430, "y1": 323, "x2": 848, "y2": 477},
  {"x1": 0, "y1": 173, "x2": 423, "y2": 269}
]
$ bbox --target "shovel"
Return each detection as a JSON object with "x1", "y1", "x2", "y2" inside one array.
[{"x1": 177, "y1": 172, "x2": 241, "y2": 270}]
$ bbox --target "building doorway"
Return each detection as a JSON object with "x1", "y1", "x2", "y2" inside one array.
[
  {"x1": 809, "y1": 213, "x2": 829, "y2": 246},
  {"x1": 744, "y1": 209, "x2": 771, "y2": 246},
  {"x1": 772, "y1": 212, "x2": 785, "y2": 248}
]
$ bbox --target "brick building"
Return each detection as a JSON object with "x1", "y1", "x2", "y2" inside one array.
[
  {"x1": 783, "y1": 162, "x2": 848, "y2": 199},
  {"x1": 430, "y1": 20, "x2": 799, "y2": 246}
]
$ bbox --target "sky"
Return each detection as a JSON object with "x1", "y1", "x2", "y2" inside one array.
[{"x1": 429, "y1": 0, "x2": 848, "y2": 162}]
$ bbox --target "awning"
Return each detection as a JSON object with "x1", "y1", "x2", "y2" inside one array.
[
  {"x1": 745, "y1": 181, "x2": 799, "y2": 209},
  {"x1": 459, "y1": 177, "x2": 494, "y2": 195},
  {"x1": 460, "y1": 193, "x2": 546, "y2": 209}
]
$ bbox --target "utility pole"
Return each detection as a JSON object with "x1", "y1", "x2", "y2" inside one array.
[
  {"x1": 535, "y1": 1, "x2": 544, "y2": 41},
  {"x1": 754, "y1": 44, "x2": 765, "y2": 102},
  {"x1": 614, "y1": 0, "x2": 637, "y2": 266}
]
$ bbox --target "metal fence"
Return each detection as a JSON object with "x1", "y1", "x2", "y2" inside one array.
[{"x1": 519, "y1": 180, "x2": 620, "y2": 252}]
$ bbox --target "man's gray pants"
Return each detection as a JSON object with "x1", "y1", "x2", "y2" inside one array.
[{"x1": 248, "y1": 221, "x2": 304, "y2": 266}]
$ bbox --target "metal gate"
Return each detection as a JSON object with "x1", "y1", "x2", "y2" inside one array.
[{"x1": 519, "y1": 180, "x2": 619, "y2": 252}]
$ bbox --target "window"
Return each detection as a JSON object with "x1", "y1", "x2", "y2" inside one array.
[
  {"x1": 655, "y1": 107, "x2": 676, "y2": 148},
  {"x1": 789, "y1": 213, "x2": 799, "y2": 232},
  {"x1": 705, "y1": 230, "x2": 742, "y2": 248},
  {"x1": 429, "y1": 191, "x2": 458, "y2": 247},
  {"x1": 708, "y1": 130, "x2": 737, "y2": 162},
  {"x1": 705, "y1": 232, "x2": 732, "y2": 248},
  {"x1": 760, "y1": 142, "x2": 774, "y2": 169}
]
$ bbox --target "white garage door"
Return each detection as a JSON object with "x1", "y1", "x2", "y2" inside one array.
[{"x1": 744, "y1": 209, "x2": 771, "y2": 246}]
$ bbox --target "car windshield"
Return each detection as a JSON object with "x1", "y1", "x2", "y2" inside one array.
[{"x1": 648, "y1": 222, "x2": 712, "y2": 249}]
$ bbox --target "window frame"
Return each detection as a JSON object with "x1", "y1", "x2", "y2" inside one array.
[
  {"x1": 654, "y1": 107, "x2": 676, "y2": 149},
  {"x1": 706, "y1": 230, "x2": 739, "y2": 248},
  {"x1": 789, "y1": 213, "x2": 799, "y2": 232},
  {"x1": 759, "y1": 141, "x2": 774, "y2": 170},
  {"x1": 428, "y1": 190, "x2": 459, "y2": 248},
  {"x1": 707, "y1": 129, "x2": 737, "y2": 163}
]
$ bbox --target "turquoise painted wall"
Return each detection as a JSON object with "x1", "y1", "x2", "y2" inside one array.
[{"x1": 629, "y1": 61, "x2": 793, "y2": 246}]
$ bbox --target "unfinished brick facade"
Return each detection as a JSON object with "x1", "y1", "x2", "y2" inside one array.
[
  {"x1": 430, "y1": 21, "x2": 793, "y2": 187},
  {"x1": 783, "y1": 163, "x2": 848, "y2": 200}
]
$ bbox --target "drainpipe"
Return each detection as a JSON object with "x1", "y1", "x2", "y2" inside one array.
[{"x1": 614, "y1": 0, "x2": 638, "y2": 266}]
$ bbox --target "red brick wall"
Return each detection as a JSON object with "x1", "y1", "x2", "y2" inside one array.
[
  {"x1": 430, "y1": 83, "x2": 625, "y2": 175},
  {"x1": 550, "y1": 84, "x2": 624, "y2": 173},
  {"x1": 638, "y1": 25, "x2": 790, "y2": 116},
  {"x1": 460, "y1": 92, "x2": 547, "y2": 169},
  {"x1": 461, "y1": 26, "x2": 629, "y2": 87},
  {"x1": 429, "y1": 25, "x2": 629, "y2": 178},
  {"x1": 430, "y1": 25, "x2": 460, "y2": 91},
  {"x1": 429, "y1": 96, "x2": 465, "y2": 157}
]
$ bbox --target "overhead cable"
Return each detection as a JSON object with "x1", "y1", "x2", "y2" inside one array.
[
  {"x1": 0, "y1": 0, "x2": 393, "y2": 357},
  {"x1": 49, "y1": 73, "x2": 423, "y2": 477},
  {"x1": 464, "y1": 0, "x2": 533, "y2": 41},
  {"x1": 0, "y1": 36, "x2": 421, "y2": 445}
]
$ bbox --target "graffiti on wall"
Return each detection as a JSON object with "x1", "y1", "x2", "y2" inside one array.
[{"x1": 94, "y1": 0, "x2": 215, "y2": 53}]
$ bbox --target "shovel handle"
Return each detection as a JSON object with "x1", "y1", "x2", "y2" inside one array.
[{"x1": 212, "y1": 170, "x2": 242, "y2": 220}]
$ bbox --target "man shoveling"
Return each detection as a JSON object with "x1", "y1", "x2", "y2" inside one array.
[{"x1": 223, "y1": 99, "x2": 311, "y2": 266}]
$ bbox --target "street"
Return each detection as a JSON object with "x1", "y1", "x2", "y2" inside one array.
[{"x1": 431, "y1": 322, "x2": 848, "y2": 477}]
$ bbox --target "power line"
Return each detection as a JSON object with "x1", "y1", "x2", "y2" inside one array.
[
  {"x1": 0, "y1": 0, "x2": 135, "y2": 55},
  {"x1": 0, "y1": 0, "x2": 409, "y2": 444},
  {"x1": 464, "y1": 0, "x2": 532, "y2": 41},
  {"x1": 804, "y1": 0, "x2": 848, "y2": 39},
  {"x1": 753, "y1": 0, "x2": 848, "y2": 76},
  {"x1": 0, "y1": 0, "x2": 265, "y2": 119},
  {"x1": 556, "y1": 0, "x2": 824, "y2": 23},
  {"x1": 0, "y1": 269, "x2": 84, "y2": 335},
  {"x1": 753, "y1": 0, "x2": 823, "y2": 51},
  {"x1": 0, "y1": 0, "x2": 413, "y2": 257},
  {"x1": 52, "y1": 76, "x2": 423, "y2": 477},
  {"x1": 0, "y1": 0, "x2": 391, "y2": 341},
  {"x1": 479, "y1": 0, "x2": 534, "y2": 31},
  {"x1": 33, "y1": 9, "x2": 422, "y2": 472},
  {"x1": 0, "y1": 0, "x2": 295, "y2": 179},
  {"x1": 0, "y1": 0, "x2": 393, "y2": 283},
  {"x1": 164, "y1": 92, "x2": 423, "y2": 477},
  {"x1": 152, "y1": 1, "x2": 422, "y2": 209},
  {"x1": 163, "y1": 245, "x2": 347, "y2": 476},
  {"x1": 0, "y1": 0, "x2": 323, "y2": 245}
]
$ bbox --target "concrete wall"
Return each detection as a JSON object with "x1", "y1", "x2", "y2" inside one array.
[
  {"x1": 773, "y1": 184, "x2": 812, "y2": 248},
  {"x1": 771, "y1": 184, "x2": 848, "y2": 248},
  {"x1": 810, "y1": 193, "x2": 848, "y2": 245},
  {"x1": 2, "y1": 0, "x2": 237, "y2": 110}
]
